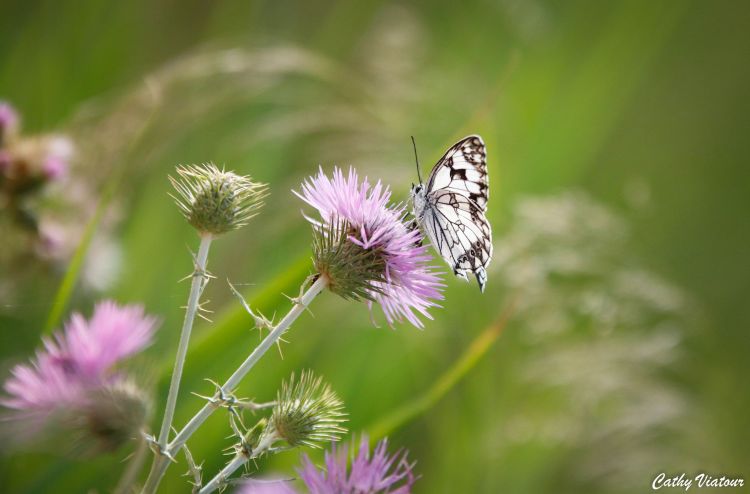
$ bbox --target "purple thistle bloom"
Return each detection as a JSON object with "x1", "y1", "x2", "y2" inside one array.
[
  {"x1": 2, "y1": 301, "x2": 158, "y2": 412},
  {"x1": 295, "y1": 167, "x2": 444, "y2": 328},
  {"x1": 237, "y1": 479, "x2": 299, "y2": 494},
  {"x1": 298, "y1": 435, "x2": 416, "y2": 494}
]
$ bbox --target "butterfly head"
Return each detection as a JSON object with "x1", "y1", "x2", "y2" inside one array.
[{"x1": 410, "y1": 182, "x2": 426, "y2": 218}]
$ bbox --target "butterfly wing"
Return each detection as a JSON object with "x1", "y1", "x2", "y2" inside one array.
[
  {"x1": 427, "y1": 135, "x2": 489, "y2": 211},
  {"x1": 421, "y1": 189, "x2": 492, "y2": 292}
]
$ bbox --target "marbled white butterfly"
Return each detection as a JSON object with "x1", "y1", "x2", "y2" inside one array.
[{"x1": 411, "y1": 135, "x2": 492, "y2": 292}]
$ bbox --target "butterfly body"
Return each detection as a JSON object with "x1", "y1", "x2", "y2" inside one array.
[{"x1": 411, "y1": 135, "x2": 493, "y2": 292}]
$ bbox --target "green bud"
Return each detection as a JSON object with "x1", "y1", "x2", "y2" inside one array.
[
  {"x1": 264, "y1": 370, "x2": 347, "y2": 449},
  {"x1": 170, "y1": 163, "x2": 268, "y2": 235}
]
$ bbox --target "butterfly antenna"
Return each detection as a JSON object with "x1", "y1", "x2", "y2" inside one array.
[{"x1": 411, "y1": 136, "x2": 423, "y2": 184}]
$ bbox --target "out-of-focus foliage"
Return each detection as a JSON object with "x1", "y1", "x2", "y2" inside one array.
[{"x1": 1, "y1": 0, "x2": 748, "y2": 493}]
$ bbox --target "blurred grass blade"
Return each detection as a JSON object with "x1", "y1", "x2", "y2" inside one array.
[{"x1": 368, "y1": 297, "x2": 517, "y2": 440}]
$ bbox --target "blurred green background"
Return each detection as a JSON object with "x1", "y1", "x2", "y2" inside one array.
[{"x1": 1, "y1": 0, "x2": 749, "y2": 492}]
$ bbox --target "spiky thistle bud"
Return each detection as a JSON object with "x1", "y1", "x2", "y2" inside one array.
[
  {"x1": 170, "y1": 163, "x2": 268, "y2": 235},
  {"x1": 263, "y1": 370, "x2": 346, "y2": 449}
]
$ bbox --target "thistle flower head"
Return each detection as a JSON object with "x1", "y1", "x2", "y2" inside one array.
[
  {"x1": 265, "y1": 370, "x2": 346, "y2": 449},
  {"x1": 1, "y1": 301, "x2": 158, "y2": 453},
  {"x1": 170, "y1": 163, "x2": 268, "y2": 235},
  {"x1": 296, "y1": 167, "x2": 444, "y2": 328},
  {"x1": 298, "y1": 435, "x2": 416, "y2": 494}
]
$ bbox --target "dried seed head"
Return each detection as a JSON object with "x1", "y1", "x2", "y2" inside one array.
[
  {"x1": 170, "y1": 163, "x2": 268, "y2": 235},
  {"x1": 265, "y1": 370, "x2": 347, "y2": 449}
]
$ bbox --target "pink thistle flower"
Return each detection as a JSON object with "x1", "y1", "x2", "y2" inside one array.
[
  {"x1": 237, "y1": 479, "x2": 299, "y2": 494},
  {"x1": 2, "y1": 301, "x2": 158, "y2": 412},
  {"x1": 295, "y1": 167, "x2": 443, "y2": 328},
  {"x1": 298, "y1": 435, "x2": 416, "y2": 494}
]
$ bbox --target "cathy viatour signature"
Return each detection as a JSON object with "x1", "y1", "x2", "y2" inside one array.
[{"x1": 652, "y1": 472, "x2": 745, "y2": 490}]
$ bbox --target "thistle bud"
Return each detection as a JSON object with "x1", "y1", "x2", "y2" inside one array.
[
  {"x1": 264, "y1": 370, "x2": 346, "y2": 449},
  {"x1": 72, "y1": 379, "x2": 152, "y2": 454},
  {"x1": 170, "y1": 163, "x2": 268, "y2": 235}
]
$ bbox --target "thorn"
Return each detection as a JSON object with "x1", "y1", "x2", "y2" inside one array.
[
  {"x1": 274, "y1": 335, "x2": 289, "y2": 359},
  {"x1": 236, "y1": 400, "x2": 276, "y2": 412},
  {"x1": 193, "y1": 379, "x2": 241, "y2": 409},
  {"x1": 283, "y1": 291, "x2": 314, "y2": 317},
  {"x1": 144, "y1": 433, "x2": 177, "y2": 463},
  {"x1": 197, "y1": 313, "x2": 213, "y2": 323},
  {"x1": 228, "y1": 280, "x2": 274, "y2": 331},
  {"x1": 183, "y1": 445, "x2": 203, "y2": 493}
]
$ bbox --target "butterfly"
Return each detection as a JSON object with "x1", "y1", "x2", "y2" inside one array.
[{"x1": 410, "y1": 135, "x2": 493, "y2": 292}]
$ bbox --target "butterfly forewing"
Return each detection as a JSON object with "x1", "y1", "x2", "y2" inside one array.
[{"x1": 427, "y1": 135, "x2": 489, "y2": 211}]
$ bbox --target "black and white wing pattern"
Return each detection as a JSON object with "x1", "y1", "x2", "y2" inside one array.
[
  {"x1": 427, "y1": 135, "x2": 489, "y2": 211},
  {"x1": 414, "y1": 135, "x2": 493, "y2": 292}
]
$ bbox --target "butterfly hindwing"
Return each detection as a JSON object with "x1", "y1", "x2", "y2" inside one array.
[{"x1": 421, "y1": 190, "x2": 492, "y2": 289}]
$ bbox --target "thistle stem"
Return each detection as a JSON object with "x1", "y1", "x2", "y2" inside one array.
[
  {"x1": 142, "y1": 233, "x2": 212, "y2": 494},
  {"x1": 159, "y1": 234, "x2": 212, "y2": 446},
  {"x1": 141, "y1": 275, "x2": 328, "y2": 493},
  {"x1": 199, "y1": 434, "x2": 275, "y2": 494}
]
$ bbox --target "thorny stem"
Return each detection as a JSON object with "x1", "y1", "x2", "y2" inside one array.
[
  {"x1": 143, "y1": 234, "x2": 212, "y2": 494},
  {"x1": 141, "y1": 275, "x2": 328, "y2": 493},
  {"x1": 199, "y1": 433, "x2": 276, "y2": 494}
]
